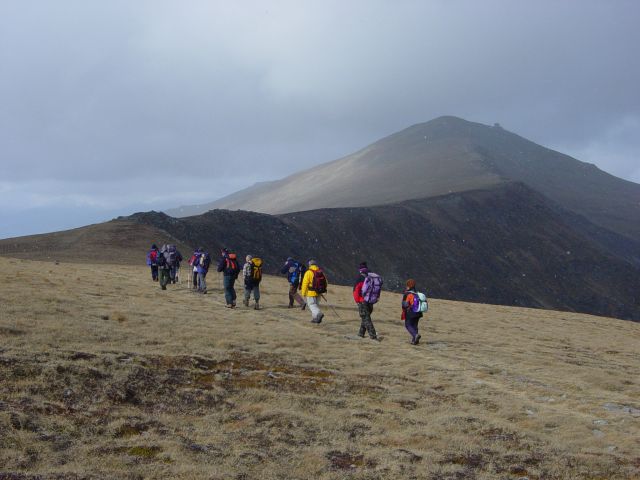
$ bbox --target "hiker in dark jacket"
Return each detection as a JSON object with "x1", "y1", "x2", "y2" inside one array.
[
  {"x1": 353, "y1": 262, "x2": 379, "y2": 341},
  {"x1": 402, "y1": 278, "x2": 423, "y2": 345},
  {"x1": 157, "y1": 244, "x2": 171, "y2": 290},
  {"x1": 280, "y1": 257, "x2": 306, "y2": 308},
  {"x1": 165, "y1": 245, "x2": 183, "y2": 284},
  {"x1": 146, "y1": 244, "x2": 160, "y2": 282},
  {"x1": 188, "y1": 248, "x2": 201, "y2": 290},
  {"x1": 217, "y1": 248, "x2": 240, "y2": 308}
]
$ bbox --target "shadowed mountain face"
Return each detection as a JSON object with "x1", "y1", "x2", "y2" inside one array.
[
  {"x1": 6, "y1": 183, "x2": 637, "y2": 321},
  {"x1": 167, "y1": 116, "x2": 640, "y2": 243}
]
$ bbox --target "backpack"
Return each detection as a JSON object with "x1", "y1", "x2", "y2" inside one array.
[
  {"x1": 166, "y1": 244, "x2": 177, "y2": 267},
  {"x1": 310, "y1": 268, "x2": 328, "y2": 294},
  {"x1": 199, "y1": 253, "x2": 211, "y2": 270},
  {"x1": 148, "y1": 250, "x2": 158, "y2": 265},
  {"x1": 225, "y1": 254, "x2": 239, "y2": 275},
  {"x1": 188, "y1": 254, "x2": 197, "y2": 266},
  {"x1": 411, "y1": 291, "x2": 429, "y2": 313},
  {"x1": 250, "y1": 257, "x2": 263, "y2": 283},
  {"x1": 157, "y1": 251, "x2": 167, "y2": 267},
  {"x1": 361, "y1": 273, "x2": 383, "y2": 304},
  {"x1": 288, "y1": 261, "x2": 303, "y2": 284}
]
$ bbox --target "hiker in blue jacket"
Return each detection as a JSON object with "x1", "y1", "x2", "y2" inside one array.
[
  {"x1": 194, "y1": 248, "x2": 210, "y2": 294},
  {"x1": 217, "y1": 248, "x2": 240, "y2": 308},
  {"x1": 280, "y1": 257, "x2": 306, "y2": 308},
  {"x1": 146, "y1": 244, "x2": 160, "y2": 282}
]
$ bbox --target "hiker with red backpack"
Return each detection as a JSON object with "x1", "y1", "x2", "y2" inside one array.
[
  {"x1": 353, "y1": 262, "x2": 381, "y2": 341},
  {"x1": 217, "y1": 248, "x2": 240, "y2": 308},
  {"x1": 242, "y1": 254, "x2": 263, "y2": 310},
  {"x1": 300, "y1": 259, "x2": 328, "y2": 323},
  {"x1": 402, "y1": 279, "x2": 428, "y2": 345},
  {"x1": 280, "y1": 257, "x2": 306, "y2": 308},
  {"x1": 146, "y1": 244, "x2": 160, "y2": 282}
]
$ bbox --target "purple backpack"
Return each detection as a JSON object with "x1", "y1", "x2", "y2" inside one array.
[{"x1": 362, "y1": 273, "x2": 383, "y2": 304}]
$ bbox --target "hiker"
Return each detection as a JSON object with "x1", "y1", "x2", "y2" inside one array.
[
  {"x1": 195, "y1": 247, "x2": 211, "y2": 294},
  {"x1": 353, "y1": 262, "x2": 381, "y2": 341},
  {"x1": 300, "y1": 259, "x2": 328, "y2": 323},
  {"x1": 280, "y1": 257, "x2": 306, "y2": 308},
  {"x1": 164, "y1": 244, "x2": 183, "y2": 284},
  {"x1": 188, "y1": 248, "x2": 201, "y2": 290},
  {"x1": 146, "y1": 244, "x2": 160, "y2": 282},
  {"x1": 402, "y1": 279, "x2": 424, "y2": 345},
  {"x1": 157, "y1": 244, "x2": 171, "y2": 290},
  {"x1": 217, "y1": 248, "x2": 240, "y2": 308},
  {"x1": 242, "y1": 254, "x2": 262, "y2": 309}
]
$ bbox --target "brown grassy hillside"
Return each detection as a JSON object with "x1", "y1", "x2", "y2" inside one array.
[{"x1": 1, "y1": 257, "x2": 639, "y2": 479}]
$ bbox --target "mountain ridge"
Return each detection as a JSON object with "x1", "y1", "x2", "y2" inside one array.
[
  {"x1": 4, "y1": 181, "x2": 639, "y2": 321},
  {"x1": 167, "y1": 116, "x2": 640, "y2": 243}
]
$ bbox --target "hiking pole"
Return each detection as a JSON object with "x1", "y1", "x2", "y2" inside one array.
[{"x1": 320, "y1": 294, "x2": 342, "y2": 320}]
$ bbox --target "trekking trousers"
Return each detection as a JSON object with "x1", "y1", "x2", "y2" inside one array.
[
  {"x1": 288, "y1": 283, "x2": 304, "y2": 307},
  {"x1": 150, "y1": 265, "x2": 158, "y2": 281},
  {"x1": 223, "y1": 275, "x2": 237, "y2": 305},
  {"x1": 159, "y1": 268, "x2": 170, "y2": 289},
  {"x1": 192, "y1": 269, "x2": 198, "y2": 289},
  {"x1": 405, "y1": 317, "x2": 420, "y2": 340},
  {"x1": 198, "y1": 271, "x2": 207, "y2": 292},
  {"x1": 169, "y1": 265, "x2": 178, "y2": 283},
  {"x1": 358, "y1": 302, "x2": 377, "y2": 338},
  {"x1": 244, "y1": 284, "x2": 260, "y2": 302},
  {"x1": 306, "y1": 296, "x2": 322, "y2": 321}
]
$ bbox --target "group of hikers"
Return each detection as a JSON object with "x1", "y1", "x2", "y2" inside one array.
[{"x1": 146, "y1": 244, "x2": 427, "y2": 345}]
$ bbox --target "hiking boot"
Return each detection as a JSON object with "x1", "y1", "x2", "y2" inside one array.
[
  {"x1": 243, "y1": 298, "x2": 249, "y2": 307},
  {"x1": 316, "y1": 313, "x2": 324, "y2": 324},
  {"x1": 357, "y1": 333, "x2": 365, "y2": 338},
  {"x1": 301, "y1": 303, "x2": 307, "y2": 311},
  {"x1": 414, "y1": 334, "x2": 421, "y2": 345},
  {"x1": 254, "y1": 302, "x2": 260, "y2": 310}
]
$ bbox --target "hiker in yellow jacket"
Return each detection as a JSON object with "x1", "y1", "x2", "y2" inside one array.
[{"x1": 300, "y1": 259, "x2": 328, "y2": 323}]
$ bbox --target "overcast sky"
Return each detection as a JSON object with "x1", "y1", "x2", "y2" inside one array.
[{"x1": 1, "y1": 0, "x2": 639, "y2": 238}]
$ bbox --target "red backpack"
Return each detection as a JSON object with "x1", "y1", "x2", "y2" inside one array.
[{"x1": 310, "y1": 268, "x2": 328, "y2": 294}]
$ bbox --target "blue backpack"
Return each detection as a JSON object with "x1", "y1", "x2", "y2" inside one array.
[{"x1": 288, "y1": 261, "x2": 303, "y2": 284}]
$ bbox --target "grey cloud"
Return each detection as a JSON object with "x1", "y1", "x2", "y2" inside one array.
[{"x1": 0, "y1": 0, "x2": 639, "y2": 236}]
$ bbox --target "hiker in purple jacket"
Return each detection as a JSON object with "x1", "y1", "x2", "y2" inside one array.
[{"x1": 352, "y1": 261, "x2": 380, "y2": 341}]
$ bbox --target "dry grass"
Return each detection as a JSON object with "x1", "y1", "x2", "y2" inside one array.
[{"x1": 0, "y1": 256, "x2": 639, "y2": 479}]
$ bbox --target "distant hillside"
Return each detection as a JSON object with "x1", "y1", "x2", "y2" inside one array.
[
  {"x1": 167, "y1": 116, "x2": 640, "y2": 243},
  {"x1": 5, "y1": 182, "x2": 638, "y2": 321}
]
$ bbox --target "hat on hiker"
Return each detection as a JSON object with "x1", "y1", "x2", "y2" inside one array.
[
  {"x1": 358, "y1": 261, "x2": 368, "y2": 273},
  {"x1": 286, "y1": 257, "x2": 294, "y2": 262},
  {"x1": 246, "y1": 254, "x2": 253, "y2": 262},
  {"x1": 151, "y1": 243, "x2": 157, "y2": 249},
  {"x1": 308, "y1": 258, "x2": 317, "y2": 266},
  {"x1": 406, "y1": 278, "x2": 416, "y2": 289}
]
